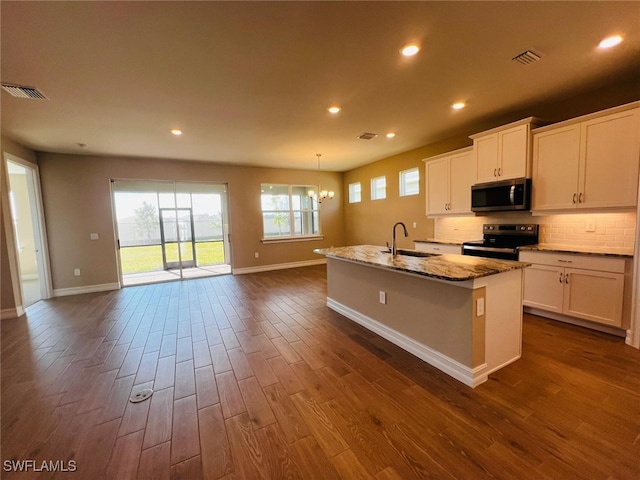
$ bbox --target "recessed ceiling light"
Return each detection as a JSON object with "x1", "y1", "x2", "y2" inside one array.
[
  {"x1": 327, "y1": 106, "x2": 341, "y2": 114},
  {"x1": 171, "y1": 129, "x2": 183, "y2": 136},
  {"x1": 401, "y1": 43, "x2": 420, "y2": 57},
  {"x1": 599, "y1": 35, "x2": 623, "y2": 49},
  {"x1": 452, "y1": 102, "x2": 466, "y2": 110},
  {"x1": 386, "y1": 132, "x2": 396, "y2": 139}
]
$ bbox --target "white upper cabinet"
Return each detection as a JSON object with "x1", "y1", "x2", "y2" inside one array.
[
  {"x1": 470, "y1": 118, "x2": 539, "y2": 184},
  {"x1": 424, "y1": 147, "x2": 474, "y2": 216},
  {"x1": 532, "y1": 104, "x2": 640, "y2": 211}
]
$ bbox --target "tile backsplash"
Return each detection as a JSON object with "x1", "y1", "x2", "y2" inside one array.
[{"x1": 435, "y1": 211, "x2": 637, "y2": 250}]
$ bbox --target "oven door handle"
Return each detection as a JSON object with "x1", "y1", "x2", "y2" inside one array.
[{"x1": 463, "y1": 245, "x2": 517, "y2": 254}]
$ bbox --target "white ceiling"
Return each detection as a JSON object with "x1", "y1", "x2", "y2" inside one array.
[{"x1": 2, "y1": 1, "x2": 639, "y2": 172}]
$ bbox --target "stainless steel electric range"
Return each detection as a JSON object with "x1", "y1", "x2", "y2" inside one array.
[{"x1": 462, "y1": 224, "x2": 539, "y2": 261}]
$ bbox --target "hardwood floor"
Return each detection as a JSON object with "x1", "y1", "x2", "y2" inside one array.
[{"x1": 2, "y1": 265, "x2": 639, "y2": 479}]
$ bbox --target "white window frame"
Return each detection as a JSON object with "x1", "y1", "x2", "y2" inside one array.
[
  {"x1": 371, "y1": 176, "x2": 386, "y2": 201},
  {"x1": 260, "y1": 184, "x2": 323, "y2": 243},
  {"x1": 348, "y1": 182, "x2": 362, "y2": 203},
  {"x1": 399, "y1": 167, "x2": 420, "y2": 197}
]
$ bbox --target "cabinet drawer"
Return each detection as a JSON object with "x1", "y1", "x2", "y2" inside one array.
[
  {"x1": 414, "y1": 242, "x2": 461, "y2": 255},
  {"x1": 519, "y1": 251, "x2": 625, "y2": 273}
]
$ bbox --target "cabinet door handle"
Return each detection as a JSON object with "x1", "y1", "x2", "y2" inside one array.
[
  {"x1": 493, "y1": 168, "x2": 497, "y2": 177},
  {"x1": 559, "y1": 273, "x2": 563, "y2": 283},
  {"x1": 578, "y1": 193, "x2": 583, "y2": 203},
  {"x1": 565, "y1": 274, "x2": 570, "y2": 284},
  {"x1": 557, "y1": 259, "x2": 573, "y2": 263},
  {"x1": 573, "y1": 193, "x2": 577, "y2": 204},
  {"x1": 497, "y1": 167, "x2": 501, "y2": 176}
]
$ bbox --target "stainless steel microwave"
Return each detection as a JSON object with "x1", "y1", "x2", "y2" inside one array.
[{"x1": 471, "y1": 178, "x2": 531, "y2": 212}]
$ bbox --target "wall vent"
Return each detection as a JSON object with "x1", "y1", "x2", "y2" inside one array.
[
  {"x1": 511, "y1": 49, "x2": 543, "y2": 65},
  {"x1": 357, "y1": 132, "x2": 378, "y2": 140},
  {"x1": 1, "y1": 83, "x2": 48, "y2": 99}
]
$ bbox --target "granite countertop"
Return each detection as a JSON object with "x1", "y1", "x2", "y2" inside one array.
[
  {"x1": 520, "y1": 244, "x2": 634, "y2": 258},
  {"x1": 314, "y1": 245, "x2": 530, "y2": 282},
  {"x1": 413, "y1": 238, "x2": 465, "y2": 246}
]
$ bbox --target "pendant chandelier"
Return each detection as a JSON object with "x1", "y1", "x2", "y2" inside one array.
[{"x1": 308, "y1": 153, "x2": 334, "y2": 203}]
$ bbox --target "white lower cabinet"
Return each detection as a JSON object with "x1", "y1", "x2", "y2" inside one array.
[
  {"x1": 520, "y1": 251, "x2": 625, "y2": 327},
  {"x1": 414, "y1": 242, "x2": 461, "y2": 255}
]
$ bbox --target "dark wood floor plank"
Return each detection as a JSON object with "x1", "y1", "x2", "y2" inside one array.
[
  {"x1": 227, "y1": 348, "x2": 254, "y2": 380},
  {"x1": 155, "y1": 354, "x2": 176, "y2": 390},
  {"x1": 225, "y1": 412, "x2": 270, "y2": 479},
  {"x1": 290, "y1": 390, "x2": 349, "y2": 458},
  {"x1": 238, "y1": 376, "x2": 277, "y2": 429},
  {"x1": 174, "y1": 359, "x2": 196, "y2": 400},
  {"x1": 138, "y1": 441, "x2": 171, "y2": 480},
  {"x1": 199, "y1": 404, "x2": 233, "y2": 480},
  {"x1": 171, "y1": 395, "x2": 200, "y2": 465},
  {"x1": 246, "y1": 351, "x2": 279, "y2": 387},
  {"x1": 210, "y1": 344, "x2": 232, "y2": 374},
  {"x1": 263, "y1": 382, "x2": 311, "y2": 443},
  {"x1": 143, "y1": 387, "x2": 174, "y2": 450},
  {"x1": 268, "y1": 355, "x2": 305, "y2": 395},
  {"x1": 290, "y1": 435, "x2": 341, "y2": 480},
  {"x1": 216, "y1": 371, "x2": 247, "y2": 419},
  {"x1": 104, "y1": 430, "x2": 145, "y2": 480},
  {"x1": 194, "y1": 365, "x2": 219, "y2": 409}
]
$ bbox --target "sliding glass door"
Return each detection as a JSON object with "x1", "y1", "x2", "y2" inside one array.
[{"x1": 112, "y1": 180, "x2": 230, "y2": 286}]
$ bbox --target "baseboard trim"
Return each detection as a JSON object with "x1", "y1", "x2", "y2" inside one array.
[
  {"x1": 327, "y1": 297, "x2": 487, "y2": 388},
  {"x1": 1, "y1": 306, "x2": 25, "y2": 319},
  {"x1": 524, "y1": 306, "x2": 626, "y2": 337},
  {"x1": 53, "y1": 283, "x2": 120, "y2": 297},
  {"x1": 233, "y1": 258, "x2": 326, "y2": 275}
]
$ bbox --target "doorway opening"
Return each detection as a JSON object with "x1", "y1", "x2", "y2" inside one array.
[
  {"x1": 111, "y1": 180, "x2": 231, "y2": 286},
  {"x1": 5, "y1": 158, "x2": 50, "y2": 307}
]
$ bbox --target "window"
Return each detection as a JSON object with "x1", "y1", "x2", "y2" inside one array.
[
  {"x1": 348, "y1": 182, "x2": 361, "y2": 203},
  {"x1": 261, "y1": 184, "x2": 319, "y2": 239},
  {"x1": 371, "y1": 176, "x2": 386, "y2": 200},
  {"x1": 400, "y1": 167, "x2": 420, "y2": 196}
]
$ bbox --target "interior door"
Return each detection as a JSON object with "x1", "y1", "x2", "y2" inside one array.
[
  {"x1": 160, "y1": 208, "x2": 196, "y2": 270},
  {"x1": 5, "y1": 159, "x2": 50, "y2": 306}
]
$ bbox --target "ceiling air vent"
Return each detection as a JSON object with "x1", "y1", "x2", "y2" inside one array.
[
  {"x1": 1, "y1": 83, "x2": 48, "y2": 99},
  {"x1": 357, "y1": 132, "x2": 379, "y2": 140},
  {"x1": 511, "y1": 49, "x2": 543, "y2": 65}
]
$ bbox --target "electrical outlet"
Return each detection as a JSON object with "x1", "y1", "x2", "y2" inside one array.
[
  {"x1": 586, "y1": 221, "x2": 596, "y2": 232},
  {"x1": 476, "y1": 297, "x2": 485, "y2": 316},
  {"x1": 74, "y1": 268, "x2": 81, "y2": 276},
  {"x1": 254, "y1": 252, "x2": 259, "y2": 258},
  {"x1": 379, "y1": 291, "x2": 386, "y2": 304},
  {"x1": 90, "y1": 233, "x2": 99, "y2": 240},
  {"x1": 412, "y1": 222, "x2": 417, "y2": 229}
]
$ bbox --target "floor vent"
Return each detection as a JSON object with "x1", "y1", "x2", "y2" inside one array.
[
  {"x1": 1, "y1": 83, "x2": 48, "y2": 99},
  {"x1": 357, "y1": 132, "x2": 378, "y2": 140},
  {"x1": 512, "y1": 49, "x2": 543, "y2": 65},
  {"x1": 129, "y1": 388, "x2": 153, "y2": 403}
]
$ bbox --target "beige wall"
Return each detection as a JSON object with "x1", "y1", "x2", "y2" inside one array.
[
  {"x1": 343, "y1": 136, "x2": 471, "y2": 248},
  {"x1": 1, "y1": 135, "x2": 38, "y2": 314},
  {"x1": 37, "y1": 153, "x2": 345, "y2": 291}
]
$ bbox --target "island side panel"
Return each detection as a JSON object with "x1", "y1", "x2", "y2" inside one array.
[
  {"x1": 482, "y1": 268, "x2": 524, "y2": 374},
  {"x1": 326, "y1": 257, "x2": 480, "y2": 369}
]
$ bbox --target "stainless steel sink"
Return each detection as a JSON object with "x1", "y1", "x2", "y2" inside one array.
[{"x1": 381, "y1": 249, "x2": 440, "y2": 258}]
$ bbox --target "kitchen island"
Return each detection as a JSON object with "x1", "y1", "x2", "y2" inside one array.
[{"x1": 314, "y1": 245, "x2": 530, "y2": 387}]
